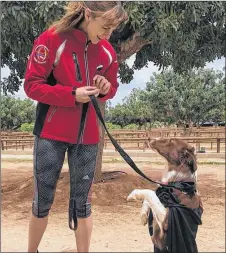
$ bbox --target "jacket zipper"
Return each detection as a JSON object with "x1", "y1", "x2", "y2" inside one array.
[
  {"x1": 80, "y1": 40, "x2": 90, "y2": 143},
  {"x1": 47, "y1": 106, "x2": 57, "y2": 122},
  {"x1": 72, "y1": 52, "x2": 82, "y2": 82},
  {"x1": 84, "y1": 41, "x2": 91, "y2": 86}
]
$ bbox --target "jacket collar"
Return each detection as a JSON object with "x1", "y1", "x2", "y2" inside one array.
[{"x1": 71, "y1": 28, "x2": 89, "y2": 45}]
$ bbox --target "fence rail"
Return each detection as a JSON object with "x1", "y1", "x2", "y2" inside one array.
[
  {"x1": 1, "y1": 128, "x2": 225, "y2": 153},
  {"x1": 104, "y1": 136, "x2": 225, "y2": 153}
]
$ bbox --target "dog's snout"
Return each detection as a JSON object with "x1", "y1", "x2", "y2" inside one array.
[
  {"x1": 149, "y1": 139, "x2": 156, "y2": 146},
  {"x1": 150, "y1": 138, "x2": 161, "y2": 145}
]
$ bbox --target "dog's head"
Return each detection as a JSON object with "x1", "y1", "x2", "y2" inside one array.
[{"x1": 149, "y1": 138, "x2": 197, "y2": 173}]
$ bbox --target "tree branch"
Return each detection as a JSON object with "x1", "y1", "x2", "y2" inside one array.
[{"x1": 117, "y1": 32, "x2": 152, "y2": 63}]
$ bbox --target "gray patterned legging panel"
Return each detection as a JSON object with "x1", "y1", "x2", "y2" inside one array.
[{"x1": 32, "y1": 136, "x2": 98, "y2": 218}]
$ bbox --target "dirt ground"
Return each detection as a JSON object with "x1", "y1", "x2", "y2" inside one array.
[{"x1": 1, "y1": 157, "x2": 225, "y2": 252}]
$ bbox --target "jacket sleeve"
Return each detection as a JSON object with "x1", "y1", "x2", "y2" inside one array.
[
  {"x1": 24, "y1": 29, "x2": 77, "y2": 107},
  {"x1": 97, "y1": 52, "x2": 119, "y2": 102}
]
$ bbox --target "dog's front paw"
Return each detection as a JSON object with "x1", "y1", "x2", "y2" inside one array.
[
  {"x1": 127, "y1": 189, "x2": 146, "y2": 202},
  {"x1": 127, "y1": 189, "x2": 140, "y2": 201}
]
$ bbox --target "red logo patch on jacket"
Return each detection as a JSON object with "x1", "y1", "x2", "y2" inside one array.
[{"x1": 34, "y1": 45, "x2": 49, "y2": 64}]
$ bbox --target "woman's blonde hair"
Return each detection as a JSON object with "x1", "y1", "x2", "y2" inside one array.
[{"x1": 50, "y1": 1, "x2": 128, "y2": 34}]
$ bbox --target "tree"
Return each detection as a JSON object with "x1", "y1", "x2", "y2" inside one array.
[
  {"x1": 1, "y1": 1, "x2": 225, "y2": 180},
  {"x1": 106, "y1": 88, "x2": 153, "y2": 129},
  {"x1": 1, "y1": 96, "x2": 36, "y2": 130},
  {"x1": 1, "y1": 1, "x2": 225, "y2": 93},
  {"x1": 121, "y1": 88, "x2": 153, "y2": 129},
  {"x1": 106, "y1": 68, "x2": 225, "y2": 132},
  {"x1": 139, "y1": 68, "x2": 225, "y2": 134}
]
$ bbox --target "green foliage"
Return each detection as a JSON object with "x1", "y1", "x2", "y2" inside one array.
[
  {"x1": 118, "y1": 62, "x2": 134, "y2": 83},
  {"x1": 105, "y1": 122, "x2": 145, "y2": 130},
  {"x1": 143, "y1": 68, "x2": 225, "y2": 127},
  {"x1": 105, "y1": 122, "x2": 121, "y2": 130},
  {"x1": 105, "y1": 103, "x2": 131, "y2": 128},
  {"x1": 1, "y1": 96, "x2": 36, "y2": 130},
  {"x1": 105, "y1": 88, "x2": 153, "y2": 129},
  {"x1": 107, "y1": 68, "x2": 225, "y2": 129},
  {"x1": 123, "y1": 124, "x2": 138, "y2": 130},
  {"x1": 20, "y1": 122, "x2": 35, "y2": 132},
  {"x1": 125, "y1": 1, "x2": 226, "y2": 72},
  {"x1": 1, "y1": 1, "x2": 225, "y2": 94},
  {"x1": 1, "y1": 1, "x2": 65, "y2": 94}
]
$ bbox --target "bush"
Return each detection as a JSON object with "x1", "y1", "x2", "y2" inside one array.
[
  {"x1": 20, "y1": 122, "x2": 34, "y2": 132},
  {"x1": 105, "y1": 122, "x2": 121, "y2": 130},
  {"x1": 123, "y1": 124, "x2": 138, "y2": 130}
]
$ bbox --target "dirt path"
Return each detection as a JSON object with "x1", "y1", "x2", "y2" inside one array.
[{"x1": 1, "y1": 160, "x2": 225, "y2": 252}]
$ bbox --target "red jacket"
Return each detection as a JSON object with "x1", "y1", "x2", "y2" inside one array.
[{"x1": 24, "y1": 28, "x2": 119, "y2": 144}]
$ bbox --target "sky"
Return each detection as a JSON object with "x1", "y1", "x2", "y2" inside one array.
[{"x1": 1, "y1": 56, "x2": 225, "y2": 106}]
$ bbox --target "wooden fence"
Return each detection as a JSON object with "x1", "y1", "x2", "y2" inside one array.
[
  {"x1": 104, "y1": 136, "x2": 225, "y2": 153},
  {"x1": 1, "y1": 127, "x2": 225, "y2": 153}
]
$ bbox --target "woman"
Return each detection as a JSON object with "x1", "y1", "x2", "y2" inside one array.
[{"x1": 24, "y1": 2, "x2": 127, "y2": 252}]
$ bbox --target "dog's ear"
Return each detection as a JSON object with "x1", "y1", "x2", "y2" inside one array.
[{"x1": 179, "y1": 147, "x2": 197, "y2": 172}]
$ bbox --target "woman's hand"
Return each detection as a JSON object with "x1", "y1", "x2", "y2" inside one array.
[
  {"x1": 93, "y1": 75, "x2": 111, "y2": 95},
  {"x1": 75, "y1": 86, "x2": 100, "y2": 103}
]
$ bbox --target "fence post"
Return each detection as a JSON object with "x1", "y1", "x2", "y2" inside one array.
[
  {"x1": 196, "y1": 142, "x2": 200, "y2": 151},
  {"x1": 217, "y1": 139, "x2": 220, "y2": 153},
  {"x1": 1, "y1": 141, "x2": 4, "y2": 150}
]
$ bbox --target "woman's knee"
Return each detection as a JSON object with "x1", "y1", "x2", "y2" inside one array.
[
  {"x1": 76, "y1": 203, "x2": 92, "y2": 219},
  {"x1": 32, "y1": 200, "x2": 53, "y2": 218}
]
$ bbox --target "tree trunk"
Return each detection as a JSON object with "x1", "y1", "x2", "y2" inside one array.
[
  {"x1": 188, "y1": 120, "x2": 193, "y2": 136},
  {"x1": 182, "y1": 121, "x2": 193, "y2": 136},
  {"x1": 94, "y1": 101, "x2": 106, "y2": 183},
  {"x1": 182, "y1": 125, "x2": 188, "y2": 136}
]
